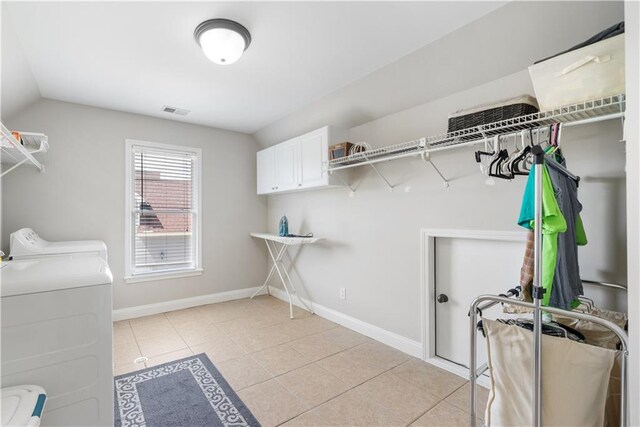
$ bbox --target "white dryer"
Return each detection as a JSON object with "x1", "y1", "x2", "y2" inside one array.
[{"x1": 1, "y1": 231, "x2": 113, "y2": 427}]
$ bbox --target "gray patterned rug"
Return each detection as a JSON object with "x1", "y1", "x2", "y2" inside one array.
[{"x1": 114, "y1": 353, "x2": 260, "y2": 427}]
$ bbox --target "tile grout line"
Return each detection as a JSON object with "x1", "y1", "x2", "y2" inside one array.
[
  {"x1": 219, "y1": 336, "x2": 370, "y2": 396},
  {"x1": 272, "y1": 357, "x2": 428, "y2": 427},
  {"x1": 127, "y1": 312, "x2": 189, "y2": 369},
  {"x1": 128, "y1": 319, "x2": 147, "y2": 369},
  {"x1": 143, "y1": 312, "x2": 183, "y2": 368}
]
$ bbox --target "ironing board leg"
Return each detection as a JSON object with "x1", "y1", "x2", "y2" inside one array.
[
  {"x1": 254, "y1": 237, "x2": 315, "y2": 318},
  {"x1": 251, "y1": 241, "x2": 285, "y2": 298},
  {"x1": 265, "y1": 241, "x2": 296, "y2": 319},
  {"x1": 279, "y1": 247, "x2": 315, "y2": 314}
]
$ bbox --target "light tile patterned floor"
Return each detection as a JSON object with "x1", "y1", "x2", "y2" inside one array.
[{"x1": 113, "y1": 295, "x2": 488, "y2": 426}]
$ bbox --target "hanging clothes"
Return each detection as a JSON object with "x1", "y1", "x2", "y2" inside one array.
[
  {"x1": 518, "y1": 163, "x2": 567, "y2": 306},
  {"x1": 518, "y1": 230, "x2": 535, "y2": 302},
  {"x1": 546, "y1": 149, "x2": 588, "y2": 309}
]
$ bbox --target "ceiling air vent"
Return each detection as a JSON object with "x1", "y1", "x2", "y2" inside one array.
[{"x1": 161, "y1": 105, "x2": 190, "y2": 116}]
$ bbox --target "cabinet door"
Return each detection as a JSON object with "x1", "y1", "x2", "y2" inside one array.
[
  {"x1": 275, "y1": 139, "x2": 298, "y2": 191},
  {"x1": 256, "y1": 148, "x2": 276, "y2": 194},
  {"x1": 299, "y1": 130, "x2": 327, "y2": 188}
]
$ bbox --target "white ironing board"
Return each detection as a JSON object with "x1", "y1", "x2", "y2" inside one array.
[{"x1": 250, "y1": 233, "x2": 320, "y2": 318}]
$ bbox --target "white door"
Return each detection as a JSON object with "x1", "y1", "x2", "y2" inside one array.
[
  {"x1": 434, "y1": 235, "x2": 524, "y2": 368},
  {"x1": 275, "y1": 139, "x2": 298, "y2": 191},
  {"x1": 299, "y1": 130, "x2": 326, "y2": 188},
  {"x1": 257, "y1": 148, "x2": 276, "y2": 194}
]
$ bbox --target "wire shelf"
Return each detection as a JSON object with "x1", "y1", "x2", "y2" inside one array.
[
  {"x1": 1, "y1": 123, "x2": 48, "y2": 177},
  {"x1": 328, "y1": 137, "x2": 426, "y2": 168},
  {"x1": 426, "y1": 93, "x2": 625, "y2": 149},
  {"x1": 327, "y1": 94, "x2": 625, "y2": 172}
]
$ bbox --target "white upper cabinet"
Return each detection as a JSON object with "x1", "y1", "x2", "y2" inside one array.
[
  {"x1": 299, "y1": 128, "x2": 326, "y2": 188},
  {"x1": 256, "y1": 126, "x2": 348, "y2": 195},
  {"x1": 275, "y1": 138, "x2": 299, "y2": 191},
  {"x1": 256, "y1": 147, "x2": 276, "y2": 194}
]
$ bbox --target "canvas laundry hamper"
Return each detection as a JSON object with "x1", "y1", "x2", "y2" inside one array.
[
  {"x1": 529, "y1": 34, "x2": 625, "y2": 111},
  {"x1": 483, "y1": 319, "x2": 616, "y2": 427}
]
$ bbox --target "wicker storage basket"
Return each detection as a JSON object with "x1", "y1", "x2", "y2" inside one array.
[{"x1": 447, "y1": 95, "x2": 539, "y2": 133}]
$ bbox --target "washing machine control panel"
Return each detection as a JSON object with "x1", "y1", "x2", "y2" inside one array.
[{"x1": 10, "y1": 228, "x2": 48, "y2": 256}]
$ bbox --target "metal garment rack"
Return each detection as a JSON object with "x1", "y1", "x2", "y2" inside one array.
[
  {"x1": 326, "y1": 94, "x2": 625, "y2": 189},
  {"x1": 469, "y1": 293, "x2": 628, "y2": 427},
  {"x1": 468, "y1": 148, "x2": 629, "y2": 427}
]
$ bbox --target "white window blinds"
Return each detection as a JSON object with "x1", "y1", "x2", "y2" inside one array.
[{"x1": 127, "y1": 143, "x2": 200, "y2": 277}]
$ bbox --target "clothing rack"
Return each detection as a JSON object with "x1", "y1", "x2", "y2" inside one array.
[
  {"x1": 468, "y1": 148, "x2": 629, "y2": 426},
  {"x1": 469, "y1": 292, "x2": 628, "y2": 427},
  {"x1": 542, "y1": 152, "x2": 579, "y2": 184}
]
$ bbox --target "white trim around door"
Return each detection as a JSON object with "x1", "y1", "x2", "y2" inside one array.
[{"x1": 420, "y1": 228, "x2": 526, "y2": 384}]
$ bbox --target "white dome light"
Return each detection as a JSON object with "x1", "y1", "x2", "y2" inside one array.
[{"x1": 195, "y1": 19, "x2": 251, "y2": 65}]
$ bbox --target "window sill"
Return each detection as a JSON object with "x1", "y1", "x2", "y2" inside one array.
[{"x1": 124, "y1": 269, "x2": 203, "y2": 284}]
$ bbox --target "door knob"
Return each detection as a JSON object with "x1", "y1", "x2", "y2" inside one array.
[{"x1": 436, "y1": 294, "x2": 449, "y2": 303}]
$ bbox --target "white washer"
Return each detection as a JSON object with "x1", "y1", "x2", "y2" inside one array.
[
  {"x1": 9, "y1": 228, "x2": 107, "y2": 261},
  {"x1": 1, "y1": 236, "x2": 113, "y2": 426}
]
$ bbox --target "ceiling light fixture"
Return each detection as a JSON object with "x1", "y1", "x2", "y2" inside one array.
[{"x1": 194, "y1": 18, "x2": 251, "y2": 65}]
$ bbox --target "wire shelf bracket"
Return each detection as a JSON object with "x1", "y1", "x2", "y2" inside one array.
[
  {"x1": 366, "y1": 158, "x2": 395, "y2": 192},
  {"x1": 328, "y1": 169, "x2": 357, "y2": 193},
  {"x1": 421, "y1": 152, "x2": 449, "y2": 188}
]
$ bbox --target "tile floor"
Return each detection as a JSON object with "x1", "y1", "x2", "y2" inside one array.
[{"x1": 113, "y1": 295, "x2": 488, "y2": 426}]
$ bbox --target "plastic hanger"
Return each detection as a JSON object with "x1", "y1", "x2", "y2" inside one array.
[
  {"x1": 510, "y1": 132, "x2": 531, "y2": 176},
  {"x1": 476, "y1": 135, "x2": 499, "y2": 179},
  {"x1": 504, "y1": 134, "x2": 521, "y2": 175}
]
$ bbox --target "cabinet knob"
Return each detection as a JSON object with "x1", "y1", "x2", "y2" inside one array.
[
  {"x1": 298, "y1": 183, "x2": 302, "y2": 186},
  {"x1": 436, "y1": 294, "x2": 449, "y2": 303}
]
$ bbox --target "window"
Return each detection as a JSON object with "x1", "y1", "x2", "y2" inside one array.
[{"x1": 125, "y1": 140, "x2": 202, "y2": 282}]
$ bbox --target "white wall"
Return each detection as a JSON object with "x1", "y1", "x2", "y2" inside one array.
[
  {"x1": 624, "y1": 1, "x2": 639, "y2": 423},
  {"x1": 266, "y1": 70, "x2": 626, "y2": 342},
  {"x1": 1, "y1": 99, "x2": 267, "y2": 310}
]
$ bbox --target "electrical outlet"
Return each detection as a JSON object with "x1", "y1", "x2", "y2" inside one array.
[{"x1": 339, "y1": 288, "x2": 346, "y2": 300}]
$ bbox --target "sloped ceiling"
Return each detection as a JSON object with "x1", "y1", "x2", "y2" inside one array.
[
  {"x1": 253, "y1": 1, "x2": 624, "y2": 146},
  {"x1": 2, "y1": 1, "x2": 504, "y2": 131},
  {"x1": 1, "y1": 5, "x2": 40, "y2": 121}
]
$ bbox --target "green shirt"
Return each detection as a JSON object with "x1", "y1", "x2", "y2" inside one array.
[
  {"x1": 518, "y1": 164, "x2": 567, "y2": 305},
  {"x1": 546, "y1": 146, "x2": 587, "y2": 246}
]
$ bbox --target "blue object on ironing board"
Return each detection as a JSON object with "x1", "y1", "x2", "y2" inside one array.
[{"x1": 279, "y1": 215, "x2": 289, "y2": 237}]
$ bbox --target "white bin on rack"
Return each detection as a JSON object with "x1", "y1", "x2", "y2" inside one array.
[
  {"x1": 1, "y1": 385, "x2": 47, "y2": 427},
  {"x1": 529, "y1": 34, "x2": 625, "y2": 111}
]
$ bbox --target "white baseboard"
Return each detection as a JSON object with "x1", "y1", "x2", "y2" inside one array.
[
  {"x1": 425, "y1": 356, "x2": 491, "y2": 386},
  {"x1": 268, "y1": 287, "x2": 423, "y2": 358},
  {"x1": 113, "y1": 284, "x2": 422, "y2": 360},
  {"x1": 113, "y1": 286, "x2": 263, "y2": 321}
]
